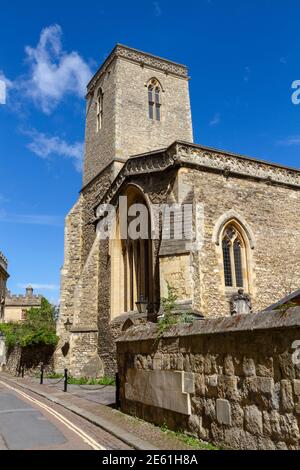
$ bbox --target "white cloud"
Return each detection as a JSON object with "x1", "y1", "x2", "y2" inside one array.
[
  {"x1": 18, "y1": 283, "x2": 59, "y2": 291},
  {"x1": 21, "y1": 24, "x2": 92, "y2": 113},
  {"x1": 209, "y1": 112, "x2": 221, "y2": 127},
  {"x1": 0, "y1": 210, "x2": 63, "y2": 226},
  {"x1": 277, "y1": 136, "x2": 300, "y2": 146},
  {"x1": 153, "y1": 1, "x2": 162, "y2": 16},
  {"x1": 0, "y1": 71, "x2": 13, "y2": 104},
  {"x1": 24, "y1": 129, "x2": 83, "y2": 172}
]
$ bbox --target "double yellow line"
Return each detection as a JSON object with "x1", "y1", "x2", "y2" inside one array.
[{"x1": 0, "y1": 380, "x2": 105, "y2": 450}]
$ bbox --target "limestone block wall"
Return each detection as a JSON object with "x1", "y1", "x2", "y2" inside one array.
[
  {"x1": 55, "y1": 198, "x2": 83, "y2": 372},
  {"x1": 5, "y1": 345, "x2": 54, "y2": 376},
  {"x1": 117, "y1": 307, "x2": 300, "y2": 450},
  {"x1": 181, "y1": 168, "x2": 300, "y2": 316}
]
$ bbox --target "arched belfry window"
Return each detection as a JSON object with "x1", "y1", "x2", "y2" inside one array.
[
  {"x1": 148, "y1": 79, "x2": 161, "y2": 121},
  {"x1": 96, "y1": 88, "x2": 103, "y2": 131},
  {"x1": 221, "y1": 223, "x2": 249, "y2": 289}
]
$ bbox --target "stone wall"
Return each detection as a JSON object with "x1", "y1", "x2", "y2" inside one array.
[
  {"x1": 184, "y1": 165, "x2": 300, "y2": 316},
  {"x1": 4, "y1": 345, "x2": 54, "y2": 376},
  {"x1": 83, "y1": 44, "x2": 193, "y2": 185},
  {"x1": 117, "y1": 307, "x2": 300, "y2": 450}
]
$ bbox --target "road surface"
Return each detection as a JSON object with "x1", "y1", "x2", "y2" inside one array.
[{"x1": 0, "y1": 379, "x2": 131, "y2": 450}]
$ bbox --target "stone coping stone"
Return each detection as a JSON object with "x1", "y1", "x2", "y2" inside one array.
[{"x1": 117, "y1": 307, "x2": 300, "y2": 343}]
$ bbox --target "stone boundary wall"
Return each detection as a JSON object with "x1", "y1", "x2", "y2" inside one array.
[
  {"x1": 4, "y1": 345, "x2": 54, "y2": 376},
  {"x1": 117, "y1": 308, "x2": 300, "y2": 450}
]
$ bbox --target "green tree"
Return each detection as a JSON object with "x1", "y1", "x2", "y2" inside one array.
[{"x1": 0, "y1": 297, "x2": 59, "y2": 348}]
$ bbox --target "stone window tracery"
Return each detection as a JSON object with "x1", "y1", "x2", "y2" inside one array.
[
  {"x1": 148, "y1": 79, "x2": 161, "y2": 121},
  {"x1": 221, "y1": 223, "x2": 248, "y2": 289}
]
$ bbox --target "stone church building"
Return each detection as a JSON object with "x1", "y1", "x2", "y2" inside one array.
[{"x1": 55, "y1": 44, "x2": 300, "y2": 378}]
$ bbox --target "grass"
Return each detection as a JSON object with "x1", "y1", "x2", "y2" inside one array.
[
  {"x1": 160, "y1": 423, "x2": 219, "y2": 450},
  {"x1": 67, "y1": 376, "x2": 115, "y2": 385},
  {"x1": 43, "y1": 373, "x2": 115, "y2": 385}
]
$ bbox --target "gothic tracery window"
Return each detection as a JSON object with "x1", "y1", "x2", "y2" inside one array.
[
  {"x1": 148, "y1": 79, "x2": 161, "y2": 121},
  {"x1": 222, "y1": 224, "x2": 248, "y2": 289},
  {"x1": 96, "y1": 88, "x2": 103, "y2": 131}
]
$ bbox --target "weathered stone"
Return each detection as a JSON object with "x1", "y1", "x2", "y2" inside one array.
[
  {"x1": 193, "y1": 354, "x2": 205, "y2": 374},
  {"x1": 208, "y1": 374, "x2": 218, "y2": 387},
  {"x1": 125, "y1": 369, "x2": 192, "y2": 415},
  {"x1": 188, "y1": 415, "x2": 208, "y2": 440},
  {"x1": 216, "y1": 399, "x2": 231, "y2": 426},
  {"x1": 224, "y1": 355, "x2": 235, "y2": 376},
  {"x1": 257, "y1": 437, "x2": 276, "y2": 450},
  {"x1": 245, "y1": 405, "x2": 263, "y2": 435},
  {"x1": 210, "y1": 422, "x2": 225, "y2": 444},
  {"x1": 243, "y1": 357, "x2": 256, "y2": 377},
  {"x1": 195, "y1": 373, "x2": 206, "y2": 396},
  {"x1": 162, "y1": 354, "x2": 170, "y2": 370},
  {"x1": 184, "y1": 372, "x2": 195, "y2": 394},
  {"x1": 278, "y1": 352, "x2": 295, "y2": 380},
  {"x1": 218, "y1": 375, "x2": 240, "y2": 401},
  {"x1": 281, "y1": 380, "x2": 294, "y2": 412},
  {"x1": 279, "y1": 414, "x2": 300, "y2": 444},
  {"x1": 153, "y1": 352, "x2": 162, "y2": 370},
  {"x1": 204, "y1": 399, "x2": 216, "y2": 421},
  {"x1": 256, "y1": 357, "x2": 274, "y2": 377},
  {"x1": 177, "y1": 353, "x2": 184, "y2": 371},
  {"x1": 256, "y1": 376, "x2": 274, "y2": 395},
  {"x1": 224, "y1": 429, "x2": 257, "y2": 450},
  {"x1": 118, "y1": 324, "x2": 300, "y2": 450},
  {"x1": 80, "y1": 355, "x2": 104, "y2": 378},
  {"x1": 293, "y1": 379, "x2": 300, "y2": 395},
  {"x1": 263, "y1": 410, "x2": 281, "y2": 440},
  {"x1": 231, "y1": 402, "x2": 244, "y2": 428}
]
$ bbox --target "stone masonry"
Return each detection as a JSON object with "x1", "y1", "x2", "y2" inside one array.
[
  {"x1": 56, "y1": 44, "x2": 300, "y2": 379},
  {"x1": 117, "y1": 307, "x2": 300, "y2": 450},
  {"x1": 0, "y1": 251, "x2": 9, "y2": 321}
]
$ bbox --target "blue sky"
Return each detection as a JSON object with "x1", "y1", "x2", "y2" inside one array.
[{"x1": 0, "y1": 0, "x2": 300, "y2": 304}]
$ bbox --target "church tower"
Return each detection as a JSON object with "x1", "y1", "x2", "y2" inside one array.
[{"x1": 83, "y1": 44, "x2": 193, "y2": 186}]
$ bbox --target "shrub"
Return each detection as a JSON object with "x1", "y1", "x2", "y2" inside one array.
[{"x1": 0, "y1": 297, "x2": 59, "y2": 348}]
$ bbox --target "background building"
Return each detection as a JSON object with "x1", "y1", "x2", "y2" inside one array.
[
  {"x1": 0, "y1": 251, "x2": 9, "y2": 321},
  {"x1": 4, "y1": 286, "x2": 42, "y2": 323}
]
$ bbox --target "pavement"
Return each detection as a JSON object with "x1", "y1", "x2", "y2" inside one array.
[
  {"x1": 31, "y1": 377, "x2": 116, "y2": 405},
  {"x1": 0, "y1": 372, "x2": 202, "y2": 450},
  {"x1": 0, "y1": 379, "x2": 131, "y2": 450}
]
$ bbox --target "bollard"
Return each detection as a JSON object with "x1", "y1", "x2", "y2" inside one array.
[
  {"x1": 40, "y1": 363, "x2": 44, "y2": 385},
  {"x1": 64, "y1": 368, "x2": 68, "y2": 392},
  {"x1": 115, "y1": 372, "x2": 120, "y2": 409},
  {"x1": 21, "y1": 366, "x2": 25, "y2": 378}
]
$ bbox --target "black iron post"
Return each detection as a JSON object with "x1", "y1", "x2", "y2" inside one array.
[
  {"x1": 64, "y1": 368, "x2": 68, "y2": 392},
  {"x1": 40, "y1": 363, "x2": 44, "y2": 385},
  {"x1": 21, "y1": 366, "x2": 25, "y2": 378},
  {"x1": 115, "y1": 372, "x2": 120, "y2": 409}
]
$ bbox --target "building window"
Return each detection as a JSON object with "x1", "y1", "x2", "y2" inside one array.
[
  {"x1": 96, "y1": 88, "x2": 103, "y2": 131},
  {"x1": 221, "y1": 224, "x2": 248, "y2": 289},
  {"x1": 148, "y1": 79, "x2": 161, "y2": 121}
]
